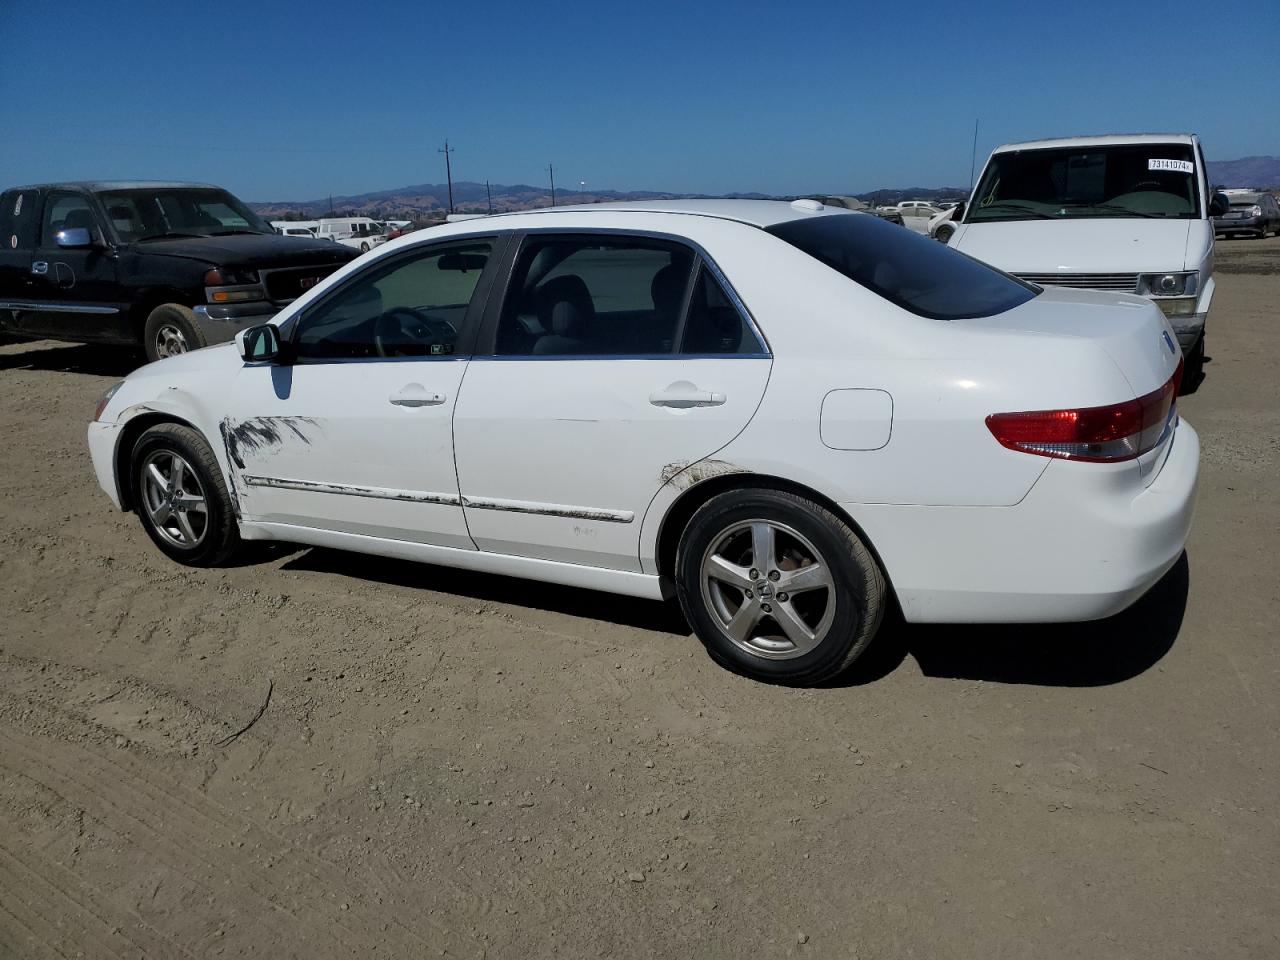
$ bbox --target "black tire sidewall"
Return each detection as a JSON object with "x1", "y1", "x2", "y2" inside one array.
[
  {"x1": 132, "y1": 427, "x2": 234, "y2": 565},
  {"x1": 675, "y1": 490, "x2": 880, "y2": 684},
  {"x1": 143, "y1": 305, "x2": 205, "y2": 363}
]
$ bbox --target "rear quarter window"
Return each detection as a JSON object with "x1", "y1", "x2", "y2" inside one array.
[
  {"x1": 766, "y1": 213, "x2": 1037, "y2": 321},
  {"x1": 0, "y1": 190, "x2": 40, "y2": 251}
]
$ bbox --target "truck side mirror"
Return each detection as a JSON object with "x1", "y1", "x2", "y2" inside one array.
[
  {"x1": 236, "y1": 323, "x2": 282, "y2": 363},
  {"x1": 55, "y1": 227, "x2": 93, "y2": 248},
  {"x1": 1209, "y1": 193, "x2": 1230, "y2": 217}
]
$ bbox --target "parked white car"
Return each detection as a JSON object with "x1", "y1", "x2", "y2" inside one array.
[
  {"x1": 271, "y1": 219, "x2": 320, "y2": 238},
  {"x1": 947, "y1": 133, "x2": 1228, "y2": 380},
  {"x1": 87, "y1": 200, "x2": 1198, "y2": 685}
]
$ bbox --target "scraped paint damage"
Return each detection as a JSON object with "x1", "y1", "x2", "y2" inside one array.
[
  {"x1": 220, "y1": 416, "x2": 319, "y2": 470},
  {"x1": 659, "y1": 458, "x2": 748, "y2": 491}
]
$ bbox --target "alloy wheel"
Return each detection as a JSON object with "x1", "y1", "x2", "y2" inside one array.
[
  {"x1": 699, "y1": 519, "x2": 836, "y2": 660},
  {"x1": 154, "y1": 323, "x2": 189, "y2": 358},
  {"x1": 140, "y1": 450, "x2": 208, "y2": 548}
]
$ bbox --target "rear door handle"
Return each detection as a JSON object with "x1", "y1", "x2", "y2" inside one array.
[
  {"x1": 389, "y1": 383, "x2": 446, "y2": 407},
  {"x1": 649, "y1": 381, "x2": 726, "y2": 409}
]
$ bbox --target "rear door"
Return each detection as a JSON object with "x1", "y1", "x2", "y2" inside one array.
[
  {"x1": 453, "y1": 232, "x2": 772, "y2": 573},
  {"x1": 22, "y1": 189, "x2": 128, "y2": 342}
]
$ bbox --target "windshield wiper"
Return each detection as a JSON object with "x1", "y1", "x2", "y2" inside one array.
[
  {"x1": 136, "y1": 231, "x2": 210, "y2": 241},
  {"x1": 1068, "y1": 203, "x2": 1162, "y2": 219},
  {"x1": 971, "y1": 202, "x2": 1056, "y2": 220}
]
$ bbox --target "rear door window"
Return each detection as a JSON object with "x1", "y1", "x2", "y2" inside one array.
[
  {"x1": 493, "y1": 236, "x2": 695, "y2": 356},
  {"x1": 767, "y1": 212, "x2": 1037, "y2": 321}
]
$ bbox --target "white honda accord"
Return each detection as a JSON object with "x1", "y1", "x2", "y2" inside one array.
[{"x1": 87, "y1": 200, "x2": 1199, "y2": 685}]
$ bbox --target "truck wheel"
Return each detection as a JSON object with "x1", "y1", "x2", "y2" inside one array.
[
  {"x1": 675, "y1": 489, "x2": 886, "y2": 686},
  {"x1": 131, "y1": 423, "x2": 240, "y2": 566},
  {"x1": 143, "y1": 304, "x2": 207, "y2": 363}
]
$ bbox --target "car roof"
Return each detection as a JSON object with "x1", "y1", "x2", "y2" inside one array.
[
  {"x1": 992, "y1": 133, "x2": 1198, "y2": 153},
  {"x1": 6, "y1": 180, "x2": 222, "y2": 192},
  {"x1": 479, "y1": 198, "x2": 851, "y2": 229}
]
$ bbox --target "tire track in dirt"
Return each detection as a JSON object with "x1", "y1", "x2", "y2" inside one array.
[
  {"x1": 0, "y1": 727, "x2": 495, "y2": 958},
  {"x1": 0, "y1": 842, "x2": 192, "y2": 959}
]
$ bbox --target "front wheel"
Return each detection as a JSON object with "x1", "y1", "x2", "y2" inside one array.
[
  {"x1": 143, "y1": 304, "x2": 206, "y2": 363},
  {"x1": 675, "y1": 489, "x2": 885, "y2": 685},
  {"x1": 132, "y1": 423, "x2": 240, "y2": 566}
]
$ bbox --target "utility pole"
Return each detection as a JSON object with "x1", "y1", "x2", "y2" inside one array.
[
  {"x1": 439, "y1": 140, "x2": 456, "y2": 214},
  {"x1": 328, "y1": 194, "x2": 334, "y2": 216},
  {"x1": 968, "y1": 119, "x2": 980, "y2": 193},
  {"x1": 549, "y1": 163, "x2": 556, "y2": 207},
  {"x1": 485, "y1": 180, "x2": 493, "y2": 215}
]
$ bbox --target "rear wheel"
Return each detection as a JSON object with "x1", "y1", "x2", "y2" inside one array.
[
  {"x1": 132, "y1": 423, "x2": 239, "y2": 566},
  {"x1": 675, "y1": 489, "x2": 885, "y2": 685},
  {"x1": 143, "y1": 304, "x2": 206, "y2": 363}
]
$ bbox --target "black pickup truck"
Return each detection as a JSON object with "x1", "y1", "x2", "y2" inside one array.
[{"x1": 0, "y1": 181, "x2": 357, "y2": 362}]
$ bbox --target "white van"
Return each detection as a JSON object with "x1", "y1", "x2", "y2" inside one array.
[
  {"x1": 316, "y1": 217, "x2": 387, "y2": 251},
  {"x1": 948, "y1": 133, "x2": 1228, "y2": 377}
]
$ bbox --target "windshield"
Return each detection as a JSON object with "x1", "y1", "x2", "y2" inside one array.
[
  {"x1": 967, "y1": 143, "x2": 1201, "y2": 222},
  {"x1": 767, "y1": 212, "x2": 1037, "y2": 321},
  {"x1": 95, "y1": 187, "x2": 275, "y2": 241},
  {"x1": 1227, "y1": 195, "x2": 1261, "y2": 207}
]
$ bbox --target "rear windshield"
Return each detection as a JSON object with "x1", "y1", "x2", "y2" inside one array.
[
  {"x1": 766, "y1": 213, "x2": 1037, "y2": 321},
  {"x1": 1227, "y1": 195, "x2": 1261, "y2": 206}
]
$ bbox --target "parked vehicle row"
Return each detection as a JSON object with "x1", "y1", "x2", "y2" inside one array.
[
  {"x1": 87, "y1": 199, "x2": 1198, "y2": 685},
  {"x1": 0, "y1": 182, "x2": 357, "y2": 360}
]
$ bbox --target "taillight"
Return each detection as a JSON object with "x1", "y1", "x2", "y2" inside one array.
[{"x1": 986, "y1": 361, "x2": 1183, "y2": 463}]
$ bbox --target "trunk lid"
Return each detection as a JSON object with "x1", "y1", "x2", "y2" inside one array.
[{"x1": 958, "y1": 286, "x2": 1183, "y2": 484}]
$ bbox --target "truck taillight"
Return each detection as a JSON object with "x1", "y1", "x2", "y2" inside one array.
[{"x1": 986, "y1": 361, "x2": 1182, "y2": 463}]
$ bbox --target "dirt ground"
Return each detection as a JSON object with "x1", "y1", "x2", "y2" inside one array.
[{"x1": 2, "y1": 239, "x2": 1278, "y2": 960}]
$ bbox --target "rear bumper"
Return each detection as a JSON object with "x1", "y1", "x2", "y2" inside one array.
[
  {"x1": 849, "y1": 420, "x2": 1200, "y2": 623},
  {"x1": 88, "y1": 420, "x2": 124, "y2": 510},
  {"x1": 1214, "y1": 217, "x2": 1265, "y2": 235},
  {"x1": 193, "y1": 303, "x2": 277, "y2": 345}
]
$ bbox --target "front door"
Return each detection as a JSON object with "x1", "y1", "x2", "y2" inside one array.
[
  {"x1": 454, "y1": 233, "x2": 771, "y2": 572},
  {"x1": 225, "y1": 237, "x2": 504, "y2": 549},
  {"x1": 22, "y1": 190, "x2": 128, "y2": 342}
]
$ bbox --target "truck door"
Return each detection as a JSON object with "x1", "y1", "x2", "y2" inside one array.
[{"x1": 25, "y1": 190, "x2": 128, "y2": 343}]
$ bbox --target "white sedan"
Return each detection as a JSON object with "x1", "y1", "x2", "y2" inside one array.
[{"x1": 87, "y1": 200, "x2": 1199, "y2": 685}]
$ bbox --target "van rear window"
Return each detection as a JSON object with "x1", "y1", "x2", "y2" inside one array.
[{"x1": 766, "y1": 213, "x2": 1036, "y2": 321}]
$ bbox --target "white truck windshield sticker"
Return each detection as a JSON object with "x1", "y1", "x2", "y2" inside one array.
[{"x1": 1149, "y1": 159, "x2": 1194, "y2": 174}]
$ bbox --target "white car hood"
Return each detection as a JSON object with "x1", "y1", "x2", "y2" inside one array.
[{"x1": 950, "y1": 218, "x2": 1192, "y2": 274}]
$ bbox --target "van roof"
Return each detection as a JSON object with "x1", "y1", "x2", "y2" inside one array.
[{"x1": 992, "y1": 133, "x2": 1198, "y2": 153}]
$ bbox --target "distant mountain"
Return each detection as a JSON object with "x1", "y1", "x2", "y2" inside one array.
[
  {"x1": 1207, "y1": 156, "x2": 1280, "y2": 189},
  {"x1": 250, "y1": 181, "x2": 773, "y2": 219}
]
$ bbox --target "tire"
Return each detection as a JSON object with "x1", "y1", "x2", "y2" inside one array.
[
  {"x1": 360, "y1": 242, "x2": 370, "y2": 252},
  {"x1": 934, "y1": 223, "x2": 955, "y2": 243},
  {"x1": 674, "y1": 488, "x2": 885, "y2": 685},
  {"x1": 131, "y1": 423, "x2": 240, "y2": 566},
  {"x1": 143, "y1": 304, "x2": 206, "y2": 363}
]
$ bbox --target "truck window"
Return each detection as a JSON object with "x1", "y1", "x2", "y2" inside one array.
[{"x1": 42, "y1": 192, "x2": 98, "y2": 245}]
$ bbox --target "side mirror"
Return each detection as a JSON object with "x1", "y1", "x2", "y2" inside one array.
[
  {"x1": 236, "y1": 323, "x2": 282, "y2": 363},
  {"x1": 1209, "y1": 192, "x2": 1230, "y2": 217},
  {"x1": 55, "y1": 227, "x2": 93, "y2": 248}
]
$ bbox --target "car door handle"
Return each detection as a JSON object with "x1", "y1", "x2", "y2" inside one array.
[
  {"x1": 31, "y1": 262, "x2": 48, "y2": 276},
  {"x1": 389, "y1": 384, "x2": 446, "y2": 407},
  {"x1": 649, "y1": 381, "x2": 726, "y2": 409}
]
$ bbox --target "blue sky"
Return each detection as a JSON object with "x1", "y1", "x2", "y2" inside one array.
[{"x1": 2, "y1": 0, "x2": 1275, "y2": 202}]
